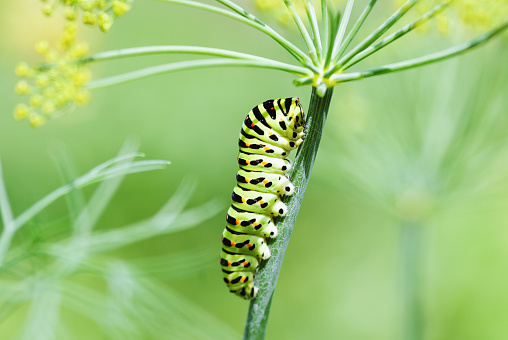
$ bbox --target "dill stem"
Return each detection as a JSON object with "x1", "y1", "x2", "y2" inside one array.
[
  {"x1": 243, "y1": 87, "x2": 334, "y2": 340},
  {"x1": 401, "y1": 221, "x2": 425, "y2": 340}
]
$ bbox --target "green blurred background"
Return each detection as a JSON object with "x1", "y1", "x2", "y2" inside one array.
[{"x1": 1, "y1": 0, "x2": 508, "y2": 339}]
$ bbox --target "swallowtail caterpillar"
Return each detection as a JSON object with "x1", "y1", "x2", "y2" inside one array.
[{"x1": 220, "y1": 97, "x2": 306, "y2": 299}]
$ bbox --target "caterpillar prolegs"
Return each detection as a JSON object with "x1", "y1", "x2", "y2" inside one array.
[{"x1": 220, "y1": 98, "x2": 306, "y2": 299}]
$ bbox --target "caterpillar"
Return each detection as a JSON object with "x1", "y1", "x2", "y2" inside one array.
[{"x1": 220, "y1": 97, "x2": 306, "y2": 299}]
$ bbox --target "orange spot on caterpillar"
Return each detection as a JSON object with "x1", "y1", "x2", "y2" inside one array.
[
  {"x1": 228, "y1": 261, "x2": 232, "y2": 266},
  {"x1": 242, "y1": 261, "x2": 248, "y2": 266},
  {"x1": 245, "y1": 178, "x2": 250, "y2": 183},
  {"x1": 242, "y1": 198, "x2": 246, "y2": 203},
  {"x1": 251, "y1": 123, "x2": 255, "y2": 127},
  {"x1": 262, "y1": 180, "x2": 268, "y2": 184},
  {"x1": 231, "y1": 241, "x2": 236, "y2": 246},
  {"x1": 261, "y1": 162, "x2": 267, "y2": 165},
  {"x1": 263, "y1": 147, "x2": 270, "y2": 151},
  {"x1": 253, "y1": 222, "x2": 259, "y2": 226},
  {"x1": 247, "y1": 243, "x2": 252, "y2": 247},
  {"x1": 236, "y1": 219, "x2": 240, "y2": 225},
  {"x1": 240, "y1": 277, "x2": 246, "y2": 282},
  {"x1": 259, "y1": 200, "x2": 265, "y2": 205},
  {"x1": 246, "y1": 160, "x2": 250, "y2": 164},
  {"x1": 246, "y1": 142, "x2": 251, "y2": 147}
]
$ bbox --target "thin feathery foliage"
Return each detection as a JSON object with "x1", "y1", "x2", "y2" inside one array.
[
  {"x1": 324, "y1": 47, "x2": 508, "y2": 221},
  {"x1": 320, "y1": 43, "x2": 508, "y2": 340},
  {"x1": 0, "y1": 141, "x2": 238, "y2": 339}
]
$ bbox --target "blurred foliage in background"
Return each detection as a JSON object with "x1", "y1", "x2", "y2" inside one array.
[{"x1": 1, "y1": 0, "x2": 507, "y2": 339}]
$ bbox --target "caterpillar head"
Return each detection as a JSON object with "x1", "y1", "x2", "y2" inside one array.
[{"x1": 272, "y1": 200, "x2": 287, "y2": 217}]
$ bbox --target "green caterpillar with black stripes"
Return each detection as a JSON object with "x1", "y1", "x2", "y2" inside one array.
[{"x1": 220, "y1": 97, "x2": 306, "y2": 299}]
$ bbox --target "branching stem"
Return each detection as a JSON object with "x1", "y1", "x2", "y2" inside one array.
[
  {"x1": 154, "y1": 0, "x2": 312, "y2": 65},
  {"x1": 330, "y1": 21, "x2": 508, "y2": 84}
]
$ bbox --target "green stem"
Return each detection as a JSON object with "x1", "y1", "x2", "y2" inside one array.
[
  {"x1": 81, "y1": 46, "x2": 297, "y2": 64},
  {"x1": 305, "y1": 0, "x2": 323, "y2": 62},
  {"x1": 401, "y1": 221, "x2": 424, "y2": 340},
  {"x1": 335, "y1": 0, "x2": 378, "y2": 60},
  {"x1": 243, "y1": 87, "x2": 334, "y2": 340},
  {"x1": 323, "y1": 9, "x2": 341, "y2": 69},
  {"x1": 329, "y1": 0, "x2": 355, "y2": 62},
  {"x1": 321, "y1": 0, "x2": 329, "y2": 60},
  {"x1": 214, "y1": 0, "x2": 261, "y2": 21},
  {"x1": 283, "y1": 0, "x2": 319, "y2": 65},
  {"x1": 85, "y1": 59, "x2": 311, "y2": 90},
  {"x1": 330, "y1": 21, "x2": 508, "y2": 84}
]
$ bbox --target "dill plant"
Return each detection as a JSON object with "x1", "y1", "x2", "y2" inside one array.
[
  {"x1": 0, "y1": 141, "x2": 238, "y2": 339},
  {"x1": 11, "y1": 0, "x2": 508, "y2": 339}
]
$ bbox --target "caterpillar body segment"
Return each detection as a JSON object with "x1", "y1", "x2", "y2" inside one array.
[
  {"x1": 226, "y1": 206, "x2": 278, "y2": 238},
  {"x1": 242, "y1": 117, "x2": 298, "y2": 151},
  {"x1": 222, "y1": 227, "x2": 271, "y2": 259},
  {"x1": 220, "y1": 249, "x2": 260, "y2": 271},
  {"x1": 231, "y1": 186, "x2": 287, "y2": 217},
  {"x1": 221, "y1": 97, "x2": 306, "y2": 300},
  {"x1": 239, "y1": 134, "x2": 289, "y2": 158},
  {"x1": 236, "y1": 169, "x2": 294, "y2": 196},
  {"x1": 237, "y1": 152, "x2": 292, "y2": 174}
]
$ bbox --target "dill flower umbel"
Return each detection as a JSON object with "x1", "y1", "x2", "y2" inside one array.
[
  {"x1": 401, "y1": 0, "x2": 508, "y2": 31},
  {"x1": 40, "y1": 0, "x2": 133, "y2": 32},
  {"x1": 450, "y1": 0, "x2": 507, "y2": 30},
  {"x1": 14, "y1": 23, "x2": 91, "y2": 127}
]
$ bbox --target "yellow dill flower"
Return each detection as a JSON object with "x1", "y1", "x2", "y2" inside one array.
[
  {"x1": 452, "y1": 0, "x2": 508, "y2": 30},
  {"x1": 397, "y1": 0, "x2": 508, "y2": 32},
  {"x1": 14, "y1": 24, "x2": 92, "y2": 127},
  {"x1": 39, "y1": 0, "x2": 133, "y2": 31},
  {"x1": 29, "y1": 115, "x2": 46, "y2": 128},
  {"x1": 14, "y1": 104, "x2": 29, "y2": 121}
]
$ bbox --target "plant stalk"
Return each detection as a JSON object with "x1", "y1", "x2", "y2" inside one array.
[
  {"x1": 85, "y1": 59, "x2": 310, "y2": 90},
  {"x1": 243, "y1": 87, "x2": 334, "y2": 340},
  {"x1": 401, "y1": 221, "x2": 425, "y2": 340}
]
